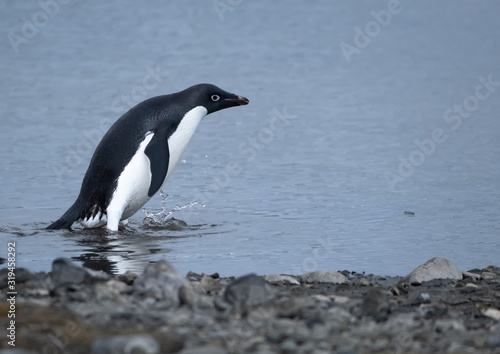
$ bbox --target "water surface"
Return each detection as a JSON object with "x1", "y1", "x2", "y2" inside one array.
[{"x1": 1, "y1": 1, "x2": 499, "y2": 276}]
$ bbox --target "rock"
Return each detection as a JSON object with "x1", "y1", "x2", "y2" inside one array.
[
  {"x1": 50, "y1": 258, "x2": 111, "y2": 288},
  {"x1": 402, "y1": 258, "x2": 462, "y2": 285},
  {"x1": 116, "y1": 271, "x2": 138, "y2": 285},
  {"x1": 358, "y1": 277, "x2": 370, "y2": 286},
  {"x1": 359, "y1": 288, "x2": 390, "y2": 322},
  {"x1": 408, "y1": 291, "x2": 431, "y2": 305},
  {"x1": 133, "y1": 260, "x2": 194, "y2": 307},
  {"x1": 179, "y1": 346, "x2": 228, "y2": 354},
  {"x1": 330, "y1": 294, "x2": 350, "y2": 304},
  {"x1": 224, "y1": 274, "x2": 275, "y2": 313},
  {"x1": 264, "y1": 274, "x2": 300, "y2": 285},
  {"x1": 280, "y1": 339, "x2": 298, "y2": 353},
  {"x1": 91, "y1": 334, "x2": 159, "y2": 354},
  {"x1": 299, "y1": 271, "x2": 349, "y2": 284},
  {"x1": 480, "y1": 265, "x2": 500, "y2": 280},
  {"x1": 485, "y1": 335, "x2": 500, "y2": 348},
  {"x1": 193, "y1": 274, "x2": 221, "y2": 293},
  {"x1": 434, "y1": 319, "x2": 466, "y2": 332},
  {"x1": 480, "y1": 307, "x2": 500, "y2": 321}
]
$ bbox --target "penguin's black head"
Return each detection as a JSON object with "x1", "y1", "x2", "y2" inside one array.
[{"x1": 185, "y1": 83, "x2": 249, "y2": 114}]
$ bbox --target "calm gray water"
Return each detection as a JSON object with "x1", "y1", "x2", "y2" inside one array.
[{"x1": 1, "y1": 1, "x2": 499, "y2": 276}]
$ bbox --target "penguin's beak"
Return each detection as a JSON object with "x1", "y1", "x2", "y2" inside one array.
[{"x1": 225, "y1": 95, "x2": 249, "y2": 105}]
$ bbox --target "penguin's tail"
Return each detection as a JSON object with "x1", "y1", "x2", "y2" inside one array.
[{"x1": 46, "y1": 203, "x2": 81, "y2": 230}]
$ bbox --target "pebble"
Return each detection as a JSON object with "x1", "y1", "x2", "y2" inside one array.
[
  {"x1": 299, "y1": 270, "x2": 349, "y2": 284},
  {"x1": 1, "y1": 258, "x2": 499, "y2": 353},
  {"x1": 50, "y1": 257, "x2": 110, "y2": 288},
  {"x1": 264, "y1": 274, "x2": 300, "y2": 285},
  {"x1": 224, "y1": 274, "x2": 275, "y2": 312},
  {"x1": 133, "y1": 259, "x2": 194, "y2": 307},
  {"x1": 91, "y1": 334, "x2": 159, "y2": 354}
]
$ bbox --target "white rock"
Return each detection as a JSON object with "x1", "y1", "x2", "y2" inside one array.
[
  {"x1": 481, "y1": 307, "x2": 500, "y2": 321},
  {"x1": 404, "y1": 257, "x2": 462, "y2": 285},
  {"x1": 299, "y1": 271, "x2": 349, "y2": 284},
  {"x1": 264, "y1": 274, "x2": 300, "y2": 285}
]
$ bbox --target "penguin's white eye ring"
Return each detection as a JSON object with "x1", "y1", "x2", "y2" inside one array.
[{"x1": 211, "y1": 95, "x2": 220, "y2": 102}]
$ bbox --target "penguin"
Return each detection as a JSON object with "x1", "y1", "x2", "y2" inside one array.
[{"x1": 47, "y1": 83, "x2": 249, "y2": 231}]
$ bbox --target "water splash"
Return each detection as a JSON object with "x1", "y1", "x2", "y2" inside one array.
[{"x1": 142, "y1": 189, "x2": 199, "y2": 227}]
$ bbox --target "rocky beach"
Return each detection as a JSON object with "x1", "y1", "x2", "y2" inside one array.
[{"x1": 1, "y1": 257, "x2": 499, "y2": 353}]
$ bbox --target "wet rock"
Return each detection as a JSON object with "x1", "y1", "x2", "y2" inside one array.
[
  {"x1": 402, "y1": 257, "x2": 462, "y2": 285},
  {"x1": 91, "y1": 334, "x2": 159, "y2": 354},
  {"x1": 224, "y1": 274, "x2": 275, "y2": 313},
  {"x1": 299, "y1": 270, "x2": 349, "y2": 284},
  {"x1": 264, "y1": 274, "x2": 300, "y2": 285},
  {"x1": 50, "y1": 258, "x2": 111, "y2": 288},
  {"x1": 133, "y1": 260, "x2": 194, "y2": 307}
]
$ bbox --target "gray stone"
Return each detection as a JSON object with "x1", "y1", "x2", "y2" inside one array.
[
  {"x1": 91, "y1": 334, "x2": 159, "y2": 354},
  {"x1": 360, "y1": 288, "x2": 390, "y2": 322},
  {"x1": 50, "y1": 258, "x2": 111, "y2": 288},
  {"x1": 116, "y1": 270, "x2": 138, "y2": 285},
  {"x1": 299, "y1": 270, "x2": 349, "y2": 284},
  {"x1": 358, "y1": 277, "x2": 370, "y2": 286},
  {"x1": 403, "y1": 258, "x2": 462, "y2": 285},
  {"x1": 179, "y1": 346, "x2": 228, "y2": 354},
  {"x1": 480, "y1": 265, "x2": 500, "y2": 280},
  {"x1": 264, "y1": 274, "x2": 300, "y2": 285},
  {"x1": 224, "y1": 274, "x2": 275, "y2": 312},
  {"x1": 133, "y1": 260, "x2": 194, "y2": 307}
]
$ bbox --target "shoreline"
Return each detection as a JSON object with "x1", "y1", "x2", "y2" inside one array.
[{"x1": 1, "y1": 257, "x2": 499, "y2": 353}]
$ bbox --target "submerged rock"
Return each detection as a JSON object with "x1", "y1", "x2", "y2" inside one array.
[{"x1": 402, "y1": 257, "x2": 462, "y2": 285}]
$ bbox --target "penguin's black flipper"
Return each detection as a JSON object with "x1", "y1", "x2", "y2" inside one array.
[{"x1": 144, "y1": 126, "x2": 170, "y2": 197}]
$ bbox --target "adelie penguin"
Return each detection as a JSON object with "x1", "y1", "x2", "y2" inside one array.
[{"x1": 47, "y1": 84, "x2": 249, "y2": 231}]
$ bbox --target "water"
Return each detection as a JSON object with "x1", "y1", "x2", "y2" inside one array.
[{"x1": 1, "y1": 1, "x2": 499, "y2": 277}]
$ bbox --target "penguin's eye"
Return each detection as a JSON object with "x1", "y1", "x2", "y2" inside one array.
[{"x1": 211, "y1": 95, "x2": 220, "y2": 102}]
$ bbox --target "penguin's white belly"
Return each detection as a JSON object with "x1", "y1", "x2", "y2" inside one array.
[
  {"x1": 165, "y1": 106, "x2": 207, "y2": 180},
  {"x1": 104, "y1": 106, "x2": 207, "y2": 231},
  {"x1": 106, "y1": 133, "x2": 155, "y2": 229}
]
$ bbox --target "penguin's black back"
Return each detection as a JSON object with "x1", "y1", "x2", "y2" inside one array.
[{"x1": 47, "y1": 93, "x2": 191, "y2": 229}]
